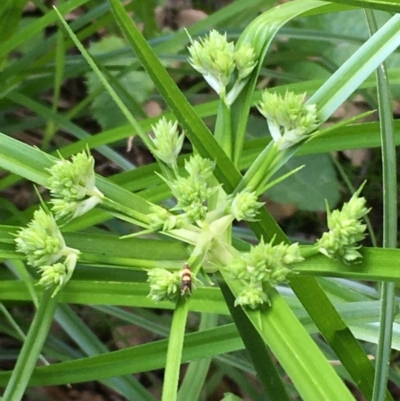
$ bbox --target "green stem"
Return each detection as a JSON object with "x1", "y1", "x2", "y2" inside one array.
[
  {"x1": 101, "y1": 196, "x2": 149, "y2": 226},
  {"x1": 235, "y1": 141, "x2": 279, "y2": 193},
  {"x1": 177, "y1": 313, "x2": 218, "y2": 401},
  {"x1": 2, "y1": 288, "x2": 58, "y2": 401},
  {"x1": 161, "y1": 297, "x2": 190, "y2": 401},
  {"x1": 0, "y1": 303, "x2": 49, "y2": 366},
  {"x1": 365, "y1": 10, "x2": 397, "y2": 401},
  {"x1": 214, "y1": 101, "x2": 232, "y2": 159},
  {"x1": 220, "y1": 281, "x2": 291, "y2": 401}
]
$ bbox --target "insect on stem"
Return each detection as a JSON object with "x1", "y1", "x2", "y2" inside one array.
[{"x1": 180, "y1": 262, "x2": 192, "y2": 295}]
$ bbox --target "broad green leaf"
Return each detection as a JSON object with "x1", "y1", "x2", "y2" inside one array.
[
  {"x1": 267, "y1": 154, "x2": 340, "y2": 211},
  {"x1": 86, "y1": 36, "x2": 154, "y2": 130}
]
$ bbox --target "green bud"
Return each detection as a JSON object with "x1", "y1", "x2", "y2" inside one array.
[
  {"x1": 257, "y1": 91, "x2": 318, "y2": 149},
  {"x1": 147, "y1": 268, "x2": 181, "y2": 302},
  {"x1": 150, "y1": 117, "x2": 184, "y2": 168},
  {"x1": 230, "y1": 189, "x2": 264, "y2": 221}
]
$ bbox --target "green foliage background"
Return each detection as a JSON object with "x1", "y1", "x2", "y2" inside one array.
[{"x1": 0, "y1": 1, "x2": 400, "y2": 401}]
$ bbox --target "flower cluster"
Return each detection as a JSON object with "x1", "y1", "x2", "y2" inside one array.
[
  {"x1": 46, "y1": 150, "x2": 104, "y2": 221},
  {"x1": 147, "y1": 268, "x2": 181, "y2": 303},
  {"x1": 149, "y1": 117, "x2": 184, "y2": 169},
  {"x1": 227, "y1": 239, "x2": 303, "y2": 309},
  {"x1": 146, "y1": 153, "x2": 264, "y2": 301},
  {"x1": 156, "y1": 154, "x2": 217, "y2": 225},
  {"x1": 188, "y1": 30, "x2": 257, "y2": 105},
  {"x1": 151, "y1": 154, "x2": 263, "y2": 230},
  {"x1": 14, "y1": 208, "x2": 80, "y2": 295},
  {"x1": 257, "y1": 91, "x2": 318, "y2": 150},
  {"x1": 229, "y1": 189, "x2": 264, "y2": 222},
  {"x1": 316, "y1": 188, "x2": 370, "y2": 264}
]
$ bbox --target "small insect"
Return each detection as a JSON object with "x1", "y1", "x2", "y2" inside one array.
[{"x1": 180, "y1": 262, "x2": 192, "y2": 295}]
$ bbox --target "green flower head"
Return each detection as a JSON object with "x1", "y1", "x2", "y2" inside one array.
[
  {"x1": 15, "y1": 208, "x2": 67, "y2": 267},
  {"x1": 15, "y1": 208, "x2": 80, "y2": 295},
  {"x1": 229, "y1": 189, "x2": 264, "y2": 221},
  {"x1": 188, "y1": 30, "x2": 235, "y2": 98},
  {"x1": 46, "y1": 150, "x2": 104, "y2": 220},
  {"x1": 226, "y1": 238, "x2": 303, "y2": 309},
  {"x1": 37, "y1": 250, "x2": 78, "y2": 296},
  {"x1": 184, "y1": 154, "x2": 215, "y2": 181},
  {"x1": 147, "y1": 268, "x2": 181, "y2": 303},
  {"x1": 316, "y1": 188, "x2": 370, "y2": 264},
  {"x1": 257, "y1": 91, "x2": 318, "y2": 149},
  {"x1": 150, "y1": 117, "x2": 184, "y2": 169},
  {"x1": 159, "y1": 155, "x2": 219, "y2": 224},
  {"x1": 234, "y1": 284, "x2": 269, "y2": 309},
  {"x1": 234, "y1": 42, "x2": 257, "y2": 80}
]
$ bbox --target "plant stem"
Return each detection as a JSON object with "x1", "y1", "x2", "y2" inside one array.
[
  {"x1": 177, "y1": 313, "x2": 218, "y2": 401},
  {"x1": 101, "y1": 196, "x2": 149, "y2": 226},
  {"x1": 365, "y1": 10, "x2": 397, "y2": 401},
  {"x1": 2, "y1": 288, "x2": 58, "y2": 401},
  {"x1": 161, "y1": 297, "x2": 190, "y2": 401}
]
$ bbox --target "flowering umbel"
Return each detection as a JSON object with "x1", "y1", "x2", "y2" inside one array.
[
  {"x1": 46, "y1": 150, "x2": 104, "y2": 221},
  {"x1": 316, "y1": 187, "x2": 370, "y2": 264},
  {"x1": 14, "y1": 208, "x2": 80, "y2": 295},
  {"x1": 257, "y1": 91, "x2": 318, "y2": 150}
]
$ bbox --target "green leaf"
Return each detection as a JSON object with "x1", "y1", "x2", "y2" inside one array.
[
  {"x1": 0, "y1": 324, "x2": 244, "y2": 386},
  {"x1": 267, "y1": 154, "x2": 340, "y2": 211},
  {"x1": 327, "y1": 0, "x2": 400, "y2": 13},
  {"x1": 1, "y1": 289, "x2": 58, "y2": 401},
  {"x1": 86, "y1": 36, "x2": 154, "y2": 130}
]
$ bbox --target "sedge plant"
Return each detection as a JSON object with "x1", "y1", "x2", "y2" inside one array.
[{"x1": 0, "y1": 1, "x2": 400, "y2": 401}]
